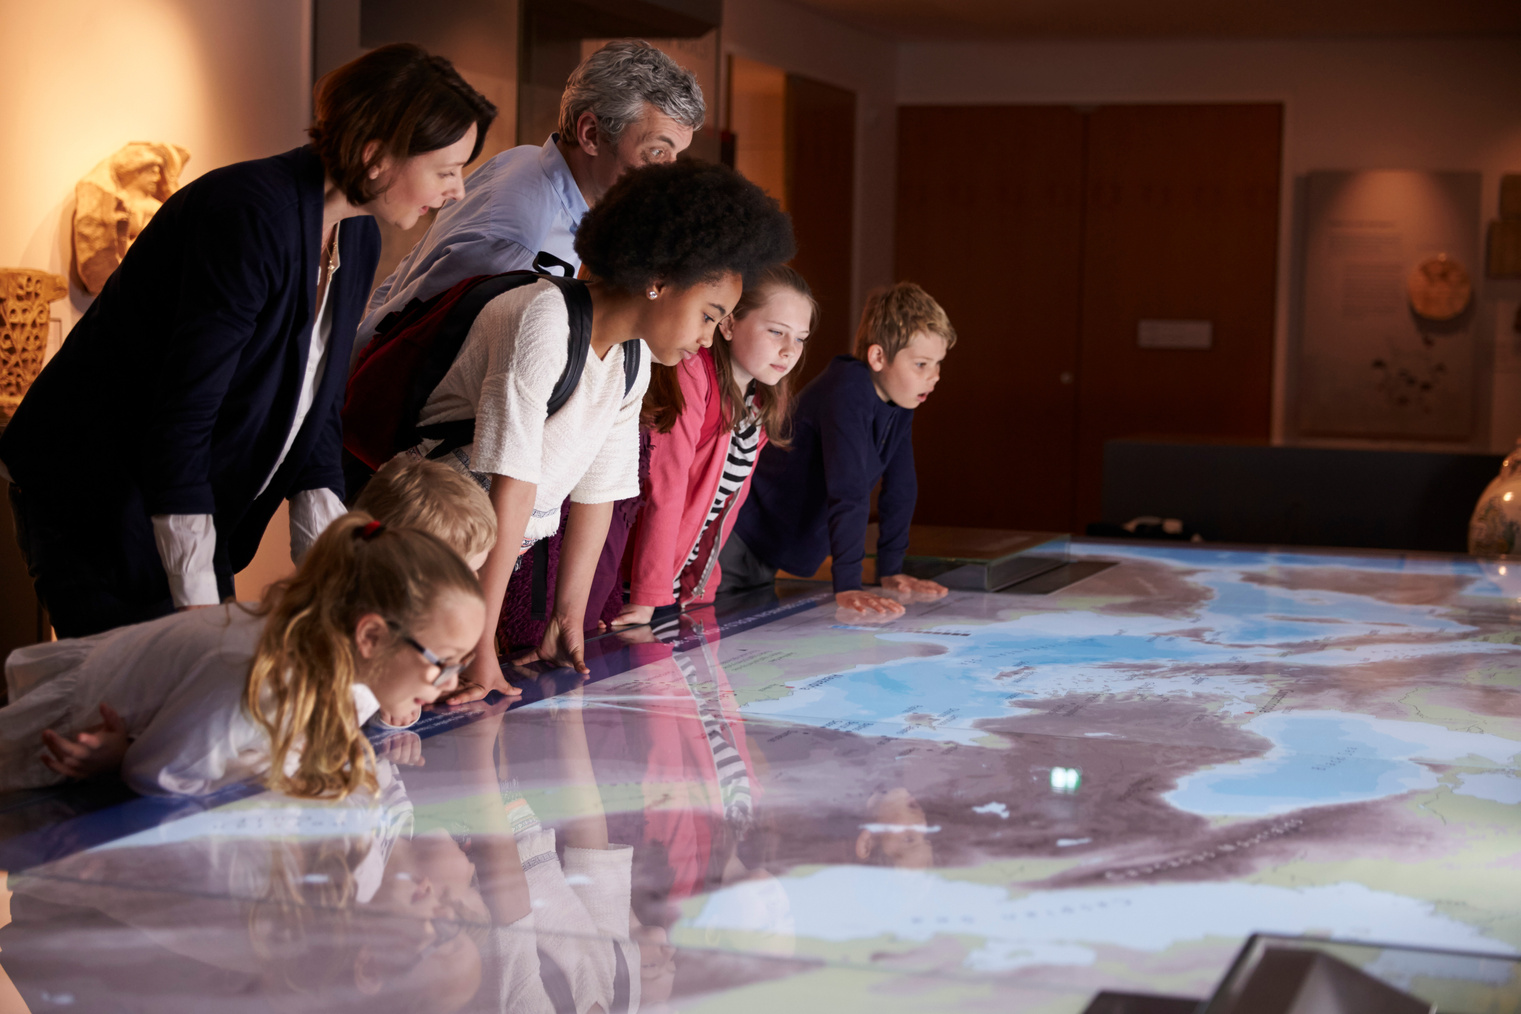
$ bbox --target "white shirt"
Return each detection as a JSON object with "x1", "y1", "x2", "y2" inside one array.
[
  {"x1": 153, "y1": 224, "x2": 348, "y2": 606},
  {"x1": 416, "y1": 279, "x2": 649, "y2": 542},
  {"x1": 0, "y1": 604, "x2": 382, "y2": 796}
]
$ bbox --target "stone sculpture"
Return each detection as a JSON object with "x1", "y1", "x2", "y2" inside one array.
[
  {"x1": 0, "y1": 268, "x2": 69, "y2": 421},
  {"x1": 73, "y1": 141, "x2": 190, "y2": 294}
]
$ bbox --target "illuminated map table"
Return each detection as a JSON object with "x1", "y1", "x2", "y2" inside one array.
[{"x1": 2, "y1": 540, "x2": 1519, "y2": 1012}]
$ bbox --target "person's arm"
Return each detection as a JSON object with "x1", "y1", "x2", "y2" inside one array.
[
  {"x1": 443, "y1": 288, "x2": 572, "y2": 702},
  {"x1": 623, "y1": 361, "x2": 708, "y2": 617},
  {"x1": 522, "y1": 500, "x2": 612, "y2": 674},
  {"x1": 819, "y1": 400, "x2": 904, "y2": 615},
  {"x1": 142, "y1": 203, "x2": 282, "y2": 606},
  {"x1": 445, "y1": 473, "x2": 537, "y2": 704},
  {"x1": 875, "y1": 425, "x2": 946, "y2": 600},
  {"x1": 288, "y1": 487, "x2": 347, "y2": 564}
]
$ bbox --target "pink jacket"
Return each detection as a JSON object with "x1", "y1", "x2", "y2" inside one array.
[{"x1": 628, "y1": 349, "x2": 767, "y2": 607}]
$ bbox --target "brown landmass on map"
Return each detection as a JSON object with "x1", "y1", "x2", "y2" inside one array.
[
  {"x1": 1078, "y1": 557, "x2": 1215, "y2": 619},
  {"x1": 1240, "y1": 566, "x2": 1477, "y2": 606}
]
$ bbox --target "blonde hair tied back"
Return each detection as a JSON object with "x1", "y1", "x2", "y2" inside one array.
[{"x1": 244, "y1": 512, "x2": 483, "y2": 800}]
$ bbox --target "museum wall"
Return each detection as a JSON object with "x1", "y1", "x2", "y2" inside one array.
[
  {"x1": 895, "y1": 36, "x2": 1521, "y2": 452},
  {"x1": 723, "y1": 0, "x2": 898, "y2": 331},
  {"x1": 0, "y1": 0, "x2": 313, "y2": 615},
  {"x1": 0, "y1": 0, "x2": 313, "y2": 336}
]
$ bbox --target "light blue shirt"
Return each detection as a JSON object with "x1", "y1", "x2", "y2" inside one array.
[{"x1": 354, "y1": 135, "x2": 589, "y2": 359}]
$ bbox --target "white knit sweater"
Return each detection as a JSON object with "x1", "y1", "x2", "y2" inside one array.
[{"x1": 417, "y1": 279, "x2": 650, "y2": 541}]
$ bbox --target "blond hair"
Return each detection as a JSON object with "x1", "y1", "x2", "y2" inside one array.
[
  {"x1": 354, "y1": 456, "x2": 497, "y2": 562},
  {"x1": 852, "y1": 281, "x2": 957, "y2": 363},
  {"x1": 244, "y1": 513, "x2": 484, "y2": 800}
]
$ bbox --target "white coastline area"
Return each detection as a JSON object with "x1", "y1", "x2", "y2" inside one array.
[{"x1": 685, "y1": 868, "x2": 1518, "y2": 973}]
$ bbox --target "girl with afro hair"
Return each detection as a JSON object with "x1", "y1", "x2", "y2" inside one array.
[{"x1": 421, "y1": 159, "x2": 794, "y2": 702}]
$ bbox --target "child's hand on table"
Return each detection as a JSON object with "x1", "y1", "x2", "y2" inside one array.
[
  {"x1": 835, "y1": 589, "x2": 907, "y2": 617},
  {"x1": 513, "y1": 614, "x2": 592, "y2": 678},
  {"x1": 609, "y1": 603, "x2": 655, "y2": 628},
  {"x1": 880, "y1": 573, "x2": 949, "y2": 601},
  {"x1": 442, "y1": 653, "x2": 525, "y2": 705},
  {"x1": 40, "y1": 703, "x2": 129, "y2": 780}
]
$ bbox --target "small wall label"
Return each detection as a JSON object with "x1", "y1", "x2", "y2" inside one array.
[{"x1": 1138, "y1": 319, "x2": 1213, "y2": 350}]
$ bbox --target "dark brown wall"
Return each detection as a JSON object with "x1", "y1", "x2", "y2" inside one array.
[
  {"x1": 785, "y1": 74, "x2": 856, "y2": 391},
  {"x1": 1075, "y1": 104, "x2": 1282, "y2": 527},
  {"x1": 896, "y1": 103, "x2": 1281, "y2": 533},
  {"x1": 897, "y1": 105, "x2": 1087, "y2": 531}
]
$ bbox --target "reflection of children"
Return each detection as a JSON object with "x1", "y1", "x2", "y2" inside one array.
[
  {"x1": 0, "y1": 514, "x2": 484, "y2": 798},
  {"x1": 614, "y1": 266, "x2": 815, "y2": 627},
  {"x1": 3, "y1": 762, "x2": 489, "y2": 1014},
  {"x1": 724, "y1": 283, "x2": 958, "y2": 615}
]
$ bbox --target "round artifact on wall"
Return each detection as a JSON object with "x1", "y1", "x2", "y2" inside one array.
[
  {"x1": 1405, "y1": 253, "x2": 1473, "y2": 321},
  {"x1": 0, "y1": 268, "x2": 69, "y2": 422},
  {"x1": 73, "y1": 141, "x2": 191, "y2": 294}
]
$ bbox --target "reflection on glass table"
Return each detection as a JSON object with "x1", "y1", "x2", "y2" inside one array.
[{"x1": 2, "y1": 539, "x2": 1519, "y2": 1012}]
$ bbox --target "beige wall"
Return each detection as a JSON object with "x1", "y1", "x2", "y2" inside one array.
[
  {"x1": 0, "y1": 0, "x2": 313, "y2": 336},
  {"x1": 0, "y1": 0, "x2": 313, "y2": 607},
  {"x1": 896, "y1": 37, "x2": 1521, "y2": 451},
  {"x1": 723, "y1": 0, "x2": 898, "y2": 333}
]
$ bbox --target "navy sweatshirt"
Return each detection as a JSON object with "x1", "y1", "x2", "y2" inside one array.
[{"x1": 735, "y1": 355, "x2": 916, "y2": 592}]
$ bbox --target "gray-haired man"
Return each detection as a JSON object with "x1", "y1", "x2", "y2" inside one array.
[{"x1": 355, "y1": 40, "x2": 705, "y2": 352}]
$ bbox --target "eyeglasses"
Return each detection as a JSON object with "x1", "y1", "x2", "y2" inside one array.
[{"x1": 400, "y1": 635, "x2": 471, "y2": 688}]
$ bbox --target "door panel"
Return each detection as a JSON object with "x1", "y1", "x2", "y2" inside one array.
[
  {"x1": 785, "y1": 74, "x2": 856, "y2": 390},
  {"x1": 1075, "y1": 104, "x2": 1282, "y2": 529},
  {"x1": 896, "y1": 105, "x2": 1087, "y2": 531}
]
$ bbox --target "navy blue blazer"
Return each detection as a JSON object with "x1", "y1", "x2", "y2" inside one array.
[{"x1": 0, "y1": 145, "x2": 381, "y2": 580}]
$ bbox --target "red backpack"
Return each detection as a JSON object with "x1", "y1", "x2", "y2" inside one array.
[{"x1": 342, "y1": 255, "x2": 642, "y2": 472}]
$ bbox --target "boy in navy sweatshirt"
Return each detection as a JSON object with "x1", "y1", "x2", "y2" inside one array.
[{"x1": 720, "y1": 282, "x2": 956, "y2": 614}]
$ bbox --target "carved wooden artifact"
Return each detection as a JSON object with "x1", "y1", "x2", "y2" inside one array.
[
  {"x1": 73, "y1": 141, "x2": 190, "y2": 294},
  {"x1": 0, "y1": 268, "x2": 69, "y2": 420}
]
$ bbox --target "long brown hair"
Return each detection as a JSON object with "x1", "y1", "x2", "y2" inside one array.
[
  {"x1": 643, "y1": 264, "x2": 818, "y2": 447},
  {"x1": 244, "y1": 513, "x2": 483, "y2": 800}
]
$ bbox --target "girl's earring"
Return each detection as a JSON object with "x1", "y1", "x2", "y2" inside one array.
[{"x1": 647, "y1": 289, "x2": 658, "y2": 300}]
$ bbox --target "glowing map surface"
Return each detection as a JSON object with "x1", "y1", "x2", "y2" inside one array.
[{"x1": 2, "y1": 541, "x2": 1519, "y2": 1012}]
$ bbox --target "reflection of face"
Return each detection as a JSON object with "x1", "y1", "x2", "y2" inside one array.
[
  {"x1": 584, "y1": 104, "x2": 695, "y2": 200},
  {"x1": 641, "y1": 273, "x2": 743, "y2": 366},
  {"x1": 361, "y1": 589, "x2": 485, "y2": 720},
  {"x1": 721, "y1": 287, "x2": 811, "y2": 389},
  {"x1": 359, "y1": 832, "x2": 488, "y2": 1010},
  {"x1": 369, "y1": 123, "x2": 477, "y2": 230},
  {"x1": 632, "y1": 921, "x2": 677, "y2": 1004},
  {"x1": 856, "y1": 787, "x2": 935, "y2": 869},
  {"x1": 867, "y1": 330, "x2": 948, "y2": 410}
]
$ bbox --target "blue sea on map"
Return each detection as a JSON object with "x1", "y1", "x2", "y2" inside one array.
[
  {"x1": 1166, "y1": 711, "x2": 1521, "y2": 815},
  {"x1": 737, "y1": 544, "x2": 1520, "y2": 818}
]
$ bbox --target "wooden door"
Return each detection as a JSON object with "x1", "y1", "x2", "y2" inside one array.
[
  {"x1": 785, "y1": 74, "x2": 856, "y2": 390},
  {"x1": 895, "y1": 105, "x2": 1087, "y2": 531},
  {"x1": 1074, "y1": 104, "x2": 1281, "y2": 529}
]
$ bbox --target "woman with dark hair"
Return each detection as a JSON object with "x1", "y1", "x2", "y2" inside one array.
[
  {"x1": 0, "y1": 44, "x2": 495, "y2": 637},
  {"x1": 402, "y1": 158, "x2": 795, "y2": 702}
]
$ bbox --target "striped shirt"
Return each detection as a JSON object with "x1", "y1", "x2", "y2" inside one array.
[{"x1": 674, "y1": 395, "x2": 761, "y2": 596}]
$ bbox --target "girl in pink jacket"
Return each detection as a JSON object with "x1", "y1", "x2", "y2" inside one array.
[{"x1": 613, "y1": 266, "x2": 817, "y2": 625}]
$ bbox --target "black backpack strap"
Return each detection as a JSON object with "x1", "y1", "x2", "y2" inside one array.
[
  {"x1": 542, "y1": 277, "x2": 594, "y2": 417},
  {"x1": 620, "y1": 339, "x2": 642, "y2": 397},
  {"x1": 530, "y1": 539, "x2": 551, "y2": 621},
  {"x1": 531, "y1": 250, "x2": 576, "y2": 278}
]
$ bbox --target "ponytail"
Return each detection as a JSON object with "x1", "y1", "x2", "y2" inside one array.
[{"x1": 244, "y1": 512, "x2": 483, "y2": 799}]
